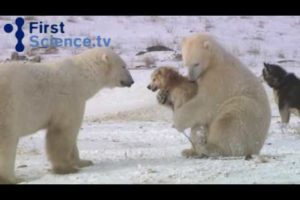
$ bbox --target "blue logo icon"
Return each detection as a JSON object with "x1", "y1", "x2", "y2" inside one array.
[
  {"x1": 4, "y1": 17, "x2": 25, "y2": 52},
  {"x1": 3, "y1": 17, "x2": 111, "y2": 52}
]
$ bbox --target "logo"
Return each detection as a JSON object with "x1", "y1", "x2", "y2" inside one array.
[
  {"x1": 4, "y1": 17, "x2": 25, "y2": 52},
  {"x1": 3, "y1": 17, "x2": 112, "y2": 52}
]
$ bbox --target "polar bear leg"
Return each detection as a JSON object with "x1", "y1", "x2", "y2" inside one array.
[
  {"x1": 46, "y1": 121, "x2": 85, "y2": 174},
  {"x1": 206, "y1": 98, "x2": 251, "y2": 157},
  {"x1": 0, "y1": 134, "x2": 18, "y2": 184},
  {"x1": 181, "y1": 125, "x2": 208, "y2": 158},
  {"x1": 46, "y1": 104, "x2": 92, "y2": 174},
  {"x1": 194, "y1": 143, "x2": 224, "y2": 157},
  {"x1": 71, "y1": 145, "x2": 93, "y2": 168},
  {"x1": 182, "y1": 140, "x2": 223, "y2": 158}
]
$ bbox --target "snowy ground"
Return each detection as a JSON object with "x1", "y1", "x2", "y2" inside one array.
[
  {"x1": 16, "y1": 119, "x2": 300, "y2": 184},
  {"x1": 1, "y1": 16, "x2": 300, "y2": 184}
]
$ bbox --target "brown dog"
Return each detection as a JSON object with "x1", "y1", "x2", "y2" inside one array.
[
  {"x1": 147, "y1": 66, "x2": 198, "y2": 110},
  {"x1": 147, "y1": 67, "x2": 207, "y2": 157}
]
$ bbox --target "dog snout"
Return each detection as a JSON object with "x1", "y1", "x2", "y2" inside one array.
[{"x1": 147, "y1": 84, "x2": 158, "y2": 92}]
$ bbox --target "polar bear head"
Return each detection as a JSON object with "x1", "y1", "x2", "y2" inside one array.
[
  {"x1": 77, "y1": 48, "x2": 134, "y2": 88},
  {"x1": 181, "y1": 33, "x2": 217, "y2": 81},
  {"x1": 99, "y1": 48, "x2": 134, "y2": 88}
]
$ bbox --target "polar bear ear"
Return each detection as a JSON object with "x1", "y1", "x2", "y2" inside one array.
[
  {"x1": 203, "y1": 41, "x2": 211, "y2": 50},
  {"x1": 101, "y1": 54, "x2": 109, "y2": 64},
  {"x1": 181, "y1": 37, "x2": 187, "y2": 46}
]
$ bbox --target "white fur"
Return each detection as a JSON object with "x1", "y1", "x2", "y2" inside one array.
[
  {"x1": 174, "y1": 33, "x2": 271, "y2": 157},
  {"x1": 0, "y1": 48, "x2": 133, "y2": 184}
]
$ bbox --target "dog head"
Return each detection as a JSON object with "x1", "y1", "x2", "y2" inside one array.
[
  {"x1": 147, "y1": 67, "x2": 181, "y2": 92},
  {"x1": 262, "y1": 62, "x2": 288, "y2": 88}
]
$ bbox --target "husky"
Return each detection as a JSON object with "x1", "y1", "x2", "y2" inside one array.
[{"x1": 263, "y1": 62, "x2": 300, "y2": 123}]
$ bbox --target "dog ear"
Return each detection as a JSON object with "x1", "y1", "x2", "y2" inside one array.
[
  {"x1": 263, "y1": 62, "x2": 272, "y2": 72},
  {"x1": 155, "y1": 69, "x2": 162, "y2": 77},
  {"x1": 166, "y1": 69, "x2": 179, "y2": 80}
]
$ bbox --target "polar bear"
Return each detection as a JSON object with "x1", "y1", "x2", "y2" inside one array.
[
  {"x1": 172, "y1": 33, "x2": 271, "y2": 158},
  {"x1": 0, "y1": 48, "x2": 134, "y2": 184}
]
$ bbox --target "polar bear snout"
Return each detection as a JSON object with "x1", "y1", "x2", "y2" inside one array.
[
  {"x1": 188, "y1": 64, "x2": 203, "y2": 81},
  {"x1": 119, "y1": 68, "x2": 134, "y2": 87},
  {"x1": 120, "y1": 79, "x2": 134, "y2": 87}
]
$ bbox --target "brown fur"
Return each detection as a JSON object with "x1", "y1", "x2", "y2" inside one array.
[
  {"x1": 147, "y1": 67, "x2": 206, "y2": 157},
  {"x1": 147, "y1": 66, "x2": 198, "y2": 110}
]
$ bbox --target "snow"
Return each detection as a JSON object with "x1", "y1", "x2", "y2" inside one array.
[
  {"x1": 16, "y1": 120, "x2": 300, "y2": 184},
  {"x1": 2, "y1": 16, "x2": 300, "y2": 184}
]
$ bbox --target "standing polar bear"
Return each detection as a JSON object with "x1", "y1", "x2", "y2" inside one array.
[
  {"x1": 0, "y1": 48, "x2": 134, "y2": 184},
  {"x1": 172, "y1": 33, "x2": 271, "y2": 158}
]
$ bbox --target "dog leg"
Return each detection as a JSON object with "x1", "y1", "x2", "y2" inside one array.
[
  {"x1": 279, "y1": 100, "x2": 290, "y2": 134},
  {"x1": 279, "y1": 98, "x2": 290, "y2": 124},
  {"x1": 279, "y1": 105, "x2": 290, "y2": 124}
]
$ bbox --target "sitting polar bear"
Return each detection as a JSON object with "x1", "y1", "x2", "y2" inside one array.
[
  {"x1": 172, "y1": 33, "x2": 271, "y2": 158},
  {"x1": 0, "y1": 48, "x2": 134, "y2": 184}
]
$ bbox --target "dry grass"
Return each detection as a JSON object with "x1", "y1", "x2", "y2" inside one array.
[
  {"x1": 0, "y1": 16, "x2": 11, "y2": 21},
  {"x1": 142, "y1": 55, "x2": 156, "y2": 68},
  {"x1": 258, "y1": 21, "x2": 265, "y2": 29},
  {"x1": 204, "y1": 19, "x2": 214, "y2": 31},
  {"x1": 110, "y1": 41, "x2": 123, "y2": 55},
  {"x1": 82, "y1": 16, "x2": 93, "y2": 21},
  {"x1": 24, "y1": 16, "x2": 37, "y2": 21},
  {"x1": 252, "y1": 36, "x2": 264, "y2": 41},
  {"x1": 247, "y1": 46, "x2": 261, "y2": 56},
  {"x1": 165, "y1": 25, "x2": 175, "y2": 34},
  {"x1": 149, "y1": 16, "x2": 165, "y2": 23},
  {"x1": 67, "y1": 16, "x2": 77, "y2": 23},
  {"x1": 148, "y1": 38, "x2": 166, "y2": 47},
  {"x1": 277, "y1": 51, "x2": 286, "y2": 59},
  {"x1": 231, "y1": 46, "x2": 244, "y2": 57},
  {"x1": 240, "y1": 16, "x2": 253, "y2": 19}
]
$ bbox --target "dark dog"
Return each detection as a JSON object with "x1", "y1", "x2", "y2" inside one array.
[{"x1": 262, "y1": 62, "x2": 300, "y2": 123}]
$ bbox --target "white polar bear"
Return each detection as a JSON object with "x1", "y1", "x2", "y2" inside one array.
[
  {"x1": 173, "y1": 33, "x2": 271, "y2": 158},
  {"x1": 0, "y1": 48, "x2": 134, "y2": 184}
]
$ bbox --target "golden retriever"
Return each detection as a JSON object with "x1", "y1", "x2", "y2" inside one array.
[
  {"x1": 147, "y1": 66, "x2": 197, "y2": 110},
  {"x1": 147, "y1": 67, "x2": 207, "y2": 157}
]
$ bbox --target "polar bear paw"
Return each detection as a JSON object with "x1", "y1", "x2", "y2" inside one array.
[
  {"x1": 181, "y1": 148, "x2": 198, "y2": 158},
  {"x1": 157, "y1": 90, "x2": 169, "y2": 105},
  {"x1": 0, "y1": 176, "x2": 17, "y2": 184},
  {"x1": 77, "y1": 159, "x2": 93, "y2": 168},
  {"x1": 181, "y1": 148, "x2": 208, "y2": 159},
  {"x1": 53, "y1": 166, "x2": 79, "y2": 174}
]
